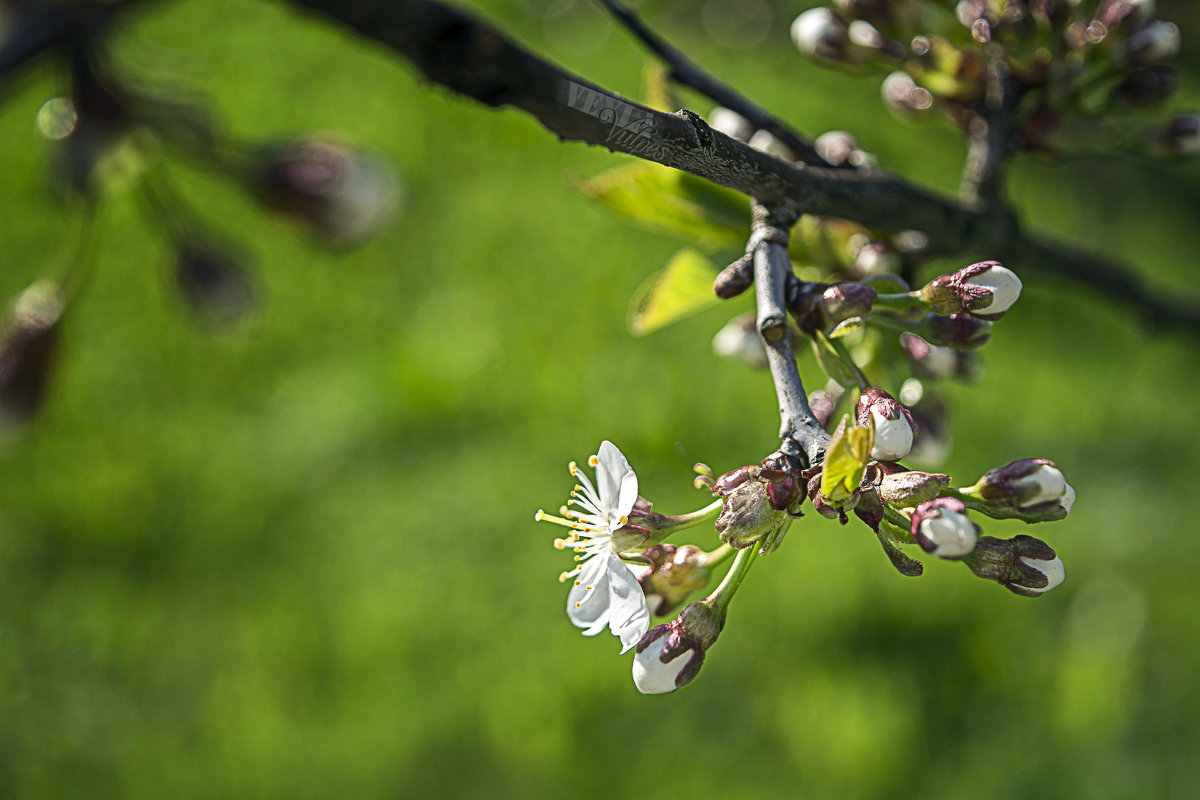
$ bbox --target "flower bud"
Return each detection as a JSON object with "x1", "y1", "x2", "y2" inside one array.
[
  {"x1": 1153, "y1": 113, "x2": 1200, "y2": 157},
  {"x1": 856, "y1": 388, "x2": 916, "y2": 461},
  {"x1": 637, "y1": 544, "x2": 713, "y2": 617},
  {"x1": 911, "y1": 497, "x2": 979, "y2": 559},
  {"x1": 920, "y1": 313, "x2": 992, "y2": 349},
  {"x1": 1099, "y1": 0, "x2": 1156, "y2": 30},
  {"x1": 879, "y1": 469, "x2": 951, "y2": 505},
  {"x1": 1123, "y1": 20, "x2": 1180, "y2": 68},
  {"x1": 853, "y1": 241, "x2": 903, "y2": 276},
  {"x1": 713, "y1": 254, "x2": 754, "y2": 299},
  {"x1": 713, "y1": 465, "x2": 800, "y2": 551},
  {"x1": 712, "y1": 313, "x2": 767, "y2": 369},
  {"x1": 881, "y1": 71, "x2": 933, "y2": 115},
  {"x1": 919, "y1": 261, "x2": 1022, "y2": 319},
  {"x1": 968, "y1": 458, "x2": 1075, "y2": 521},
  {"x1": 899, "y1": 332, "x2": 959, "y2": 378},
  {"x1": 814, "y1": 130, "x2": 875, "y2": 168},
  {"x1": 792, "y1": 8, "x2": 852, "y2": 63},
  {"x1": 819, "y1": 282, "x2": 876, "y2": 326},
  {"x1": 0, "y1": 280, "x2": 63, "y2": 425},
  {"x1": 707, "y1": 107, "x2": 756, "y2": 143},
  {"x1": 632, "y1": 600, "x2": 725, "y2": 694},
  {"x1": 965, "y1": 534, "x2": 1065, "y2": 597},
  {"x1": 747, "y1": 129, "x2": 795, "y2": 161},
  {"x1": 250, "y1": 138, "x2": 397, "y2": 245},
  {"x1": 174, "y1": 243, "x2": 256, "y2": 328}
]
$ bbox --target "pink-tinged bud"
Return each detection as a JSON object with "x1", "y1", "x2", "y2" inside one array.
[
  {"x1": 969, "y1": 458, "x2": 1075, "y2": 521},
  {"x1": 965, "y1": 534, "x2": 1064, "y2": 597},
  {"x1": 919, "y1": 261, "x2": 1022, "y2": 319},
  {"x1": 706, "y1": 107, "x2": 755, "y2": 142},
  {"x1": 792, "y1": 8, "x2": 852, "y2": 62},
  {"x1": 175, "y1": 243, "x2": 256, "y2": 328},
  {"x1": 637, "y1": 544, "x2": 712, "y2": 617},
  {"x1": 632, "y1": 600, "x2": 725, "y2": 694},
  {"x1": 879, "y1": 469, "x2": 951, "y2": 505},
  {"x1": 251, "y1": 138, "x2": 397, "y2": 245},
  {"x1": 0, "y1": 280, "x2": 63, "y2": 425},
  {"x1": 911, "y1": 497, "x2": 979, "y2": 559},
  {"x1": 899, "y1": 332, "x2": 959, "y2": 378},
  {"x1": 820, "y1": 282, "x2": 876, "y2": 326},
  {"x1": 1154, "y1": 113, "x2": 1200, "y2": 157},
  {"x1": 814, "y1": 130, "x2": 876, "y2": 168},
  {"x1": 856, "y1": 388, "x2": 916, "y2": 461},
  {"x1": 920, "y1": 313, "x2": 992, "y2": 349},
  {"x1": 881, "y1": 71, "x2": 933, "y2": 115},
  {"x1": 1099, "y1": 0, "x2": 1156, "y2": 30},
  {"x1": 1123, "y1": 20, "x2": 1180, "y2": 68}
]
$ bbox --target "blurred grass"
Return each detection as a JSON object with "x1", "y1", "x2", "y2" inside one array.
[{"x1": 0, "y1": 0, "x2": 1198, "y2": 798}]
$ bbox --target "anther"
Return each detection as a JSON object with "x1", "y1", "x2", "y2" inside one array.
[{"x1": 588, "y1": 455, "x2": 599, "y2": 467}]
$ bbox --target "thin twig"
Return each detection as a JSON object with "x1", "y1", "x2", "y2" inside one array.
[{"x1": 595, "y1": 0, "x2": 831, "y2": 167}]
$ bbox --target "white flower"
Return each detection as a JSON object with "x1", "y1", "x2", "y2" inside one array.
[
  {"x1": 856, "y1": 388, "x2": 916, "y2": 462},
  {"x1": 536, "y1": 441, "x2": 650, "y2": 653},
  {"x1": 791, "y1": 8, "x2": 848, "y2": 62},
  {"x1": 1017, "y1": 555, "x2": 1065, "y2": 594}
]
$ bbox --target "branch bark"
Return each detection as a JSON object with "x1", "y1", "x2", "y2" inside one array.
[{"x1": 281, "y1": 0, "x2": 1200, "y2": 333}]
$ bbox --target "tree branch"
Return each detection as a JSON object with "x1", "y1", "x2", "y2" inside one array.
[
  {"x1": 594, "y1": 0, "x2": 831, "y2": 167},
  {"x1": 281, "y1": 0, "x2": 1200, "y2": 333},
  {"x1": 750, "y1": 202, "x2": 829, "y2": 468}
]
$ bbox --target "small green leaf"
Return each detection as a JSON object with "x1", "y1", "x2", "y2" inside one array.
[
  {"x1": 575, "y1": 164, "x2": 746, "y2": 250},
  {"x1": 874, "y1": 529, "x2": 924, "y2": 577},
  {"x1": 820, "y1": 415, "x2": 874, "y2": 502},
  {"x1": 628, "y1": 247, "x2": 722, "y2": 336},
  {"x1": 828, "y1": 316, "x2": 867, "y2": 339}
]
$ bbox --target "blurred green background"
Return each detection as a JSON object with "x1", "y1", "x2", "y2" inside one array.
[{"x1": 1, "y1": 0, "x2": 1199, "y2": 797}]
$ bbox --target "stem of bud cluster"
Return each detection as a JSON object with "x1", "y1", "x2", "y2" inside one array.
[
  {"x1": 881, "y1": 504, "x2": 916, "y2": 543},
  {"x1": 700, "y1": 542, "x2": 737, "y2": 569},
  {"x1": 871, "y1": 291, "x2": 921, "y2": 311},
  {"x1": 819, "y1": 330, "x2": 869, "y2": 391},
  {"x1": 708, "y1": 544, "x2": 760, "y2": 613},
  {"x1": 668, "y1": 499, "x2": 726, "y2": 532}
]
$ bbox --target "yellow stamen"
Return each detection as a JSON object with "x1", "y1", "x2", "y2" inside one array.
[
  {"x1": 558, "y1": 571, "x2": 573, "y2": 583},
  {"x1": 575, "y1": 601, "x2": 582, "y2": 607},
  {"x1": 534, "y1": 509, "x2": 546, "y2": 522},
  {"x1": 568, "y1": 461, "x2": 579, "y2": 476},
  {"x1": 585, "y1": 584, "x2": 593, "y2": 590},
  {"x1": 574, "y1": 580, "x2": 581, "y2": 586},
  {"x1": 588, "y1": 454, "x2": 599, "y2": 467},
  {"x1": 618, "y1": 515, "x2": 628, "y2": 525},
  {"x1": 536, "y1": 510, "x2": 600, "y2": 533}
]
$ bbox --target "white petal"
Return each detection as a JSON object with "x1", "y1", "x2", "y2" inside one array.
[
  {"x1": 632, "y1": 635, "x2": 692, "y2": 694},
  {"x1": 595, "y1": 441, "x2": 636, "y2": 519},
  {"x1": 921, "y1": 510, "x2": 977, "y2": 558},
  {"x1": 1060, "y1": 483, "x2": 1076, "y2": 514},
  {"x1": 1019, "y1": 555, "x2": 1065, "y2": 593},
  {"x1": 605, "y1": 553, "x2": 650, "y2": 653},
  {"x1": 566, "y1": 556, "x2": 611, "y2": 635},
  {"x1": 970, "y1": 265, "x2": 1022, "y2": 315},
  {"x1": 1018, "y1": 465, "x2": 1066, "y2": 507}
]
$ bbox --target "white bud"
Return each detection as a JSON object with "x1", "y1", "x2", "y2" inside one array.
[
  {"x1": 1059, "y1": 483, "x2": 1076, "y2": 514},
  {"x1": 748, "y1": 129, "x2": 794, "y2": 161},
  {"x1": 1017, "y1": 555, "x2": 1065, "y2": 594},
  {"x1": 919, "y1": 508, "x2": 978, "y2": 558},
  {"x1": 870, "y1": 408, "x2": 914, "y2": 461},
  {"x1": 632, "y1": 635, "x2": 695, "y2": 694},
  {"x1": 707, "y1": 107, "x2": 755, "y2": 143},
  {"x1": 791, "y1": 8, "x2": 849, "y2": 62},
  {"x1": 964, "y1": 264, "x2": 1022, "y2": 316},
  {"x1": 1015, "y1": 464, "x2": 1068, "y2": 508},
  {"x1": 1125, "y1": 20, "x2": 1180, "y2": 66}
]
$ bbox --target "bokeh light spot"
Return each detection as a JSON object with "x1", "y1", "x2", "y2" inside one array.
[{"x1": 36, "y1": 97, "x2": 78, "y2": 140}]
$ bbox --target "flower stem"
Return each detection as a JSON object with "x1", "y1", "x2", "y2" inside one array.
[
  {"x1": 821, "y1": 331, "x2": 869, "y2": 391},
  {"x1": 708, "y1": 544, "x2": 759, "y2": 613},
  {"x1": 667, "y1": 498, "x2": 724, "y2": 532},
  {"x1": 700, "y1": 542, "x2": 737, "y2": 569}
]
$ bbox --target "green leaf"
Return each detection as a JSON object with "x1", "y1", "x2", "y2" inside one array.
[
  {"x1": 575, "y1": 163, "x2": 746, "y2": 250},
  {"x1": 628, "y1": 247, "x2": 722, "y2": 336},
  {"x1": 820, "y1": 415, "x2": 873, "y2": 502},
  {"x1": 828, "y1": 316, "x2": 867, "y2": 339}
]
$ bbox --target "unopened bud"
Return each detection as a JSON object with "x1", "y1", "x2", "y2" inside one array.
[
  {"x1": 814, "y1": 130, "x2": 875, "y2": 167},
  {"x1": 969, "y1": 458, "x2": 1075, "y2": 520},
  {"x1": 856, "y1": 387, "x2": 916, "y2": 461},
  {"x1": 911, "y1": 497, "x2": 979, "y2": 559},
  {"x1": 0, "y1": 280, "x2": 64, "y2": 425},
  {"x1": 251, "y1": 138, "x2": 397, "y2": 245},
  {"x1": 965, "y1": 534, "x2": 1065, "y2": 597},
  {"x1": 920, "y1": 313, "x2": 992, "y2": 349},
  {"x1": 919, "y1": 261, "x2": 1022, "y2": 319},
  {"x1": 879, "y1": 469, "x2": 951, "y2": 505},
  {"x1": 1123, "y1": 20, "x2": 1180, "y2": 68},
  {"x1": 713, "y1": 465, "x2": 799, "y2": 550},
  {"x1": 747, "y1": 129, "x2": 795, "y2": 161},
  {"x1": 854, "y1": 241, "x2": 903, "y2": 276},
  {"x1": 881, "y1": 71, "x2": 934, "y2": 114},
  {"x1": 792, "y1": 8, "x2": 852, "y2": 63},
  {"x1": 175, "y1": 243, "x2": 256, "y2": 328},
  {"x1": 899, "y1": 332, "x2": 959, "y2": 378},
  {"x1": 707, "y1": 107, "x2": 755, "y2": 142},
  {"x1": 637, "y1": 544, "x2": 713, "y2": 617},
  {"x1": 713, "y1": 254, "x2": 755, "y2": 299},
  {"x1": 1154, "y1": 113, "x2": 1200, "y2": 157},
  {"x1": 820, "y1": 282, "x2": 876, "y2": 325},
  {"x1": 632, "y1": 600, "x2": 725, "y2": 694},
  {"x1": 712, "y1": 313, "x2": 768, "y2": 369}
]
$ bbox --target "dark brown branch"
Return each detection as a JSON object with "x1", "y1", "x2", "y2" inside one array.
[
  {"x1": 282, "y1": 0, "x2": 1200, "y2": 334},
  {"x1": 595, "y1": 0, "x2": 831, "y2": 167}
]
